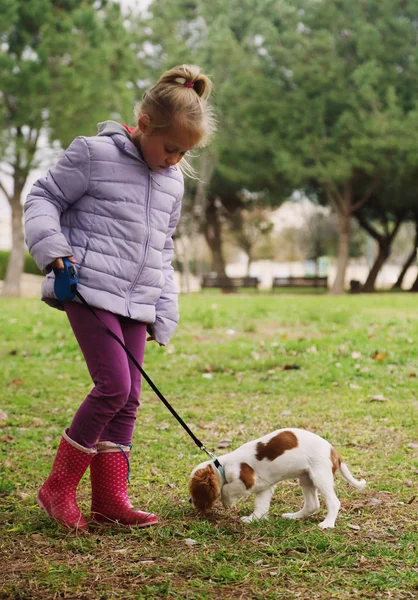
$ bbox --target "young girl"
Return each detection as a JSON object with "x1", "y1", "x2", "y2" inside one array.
[{"x1": 24, "y1": 64, "x2": 216, "y2": 530}]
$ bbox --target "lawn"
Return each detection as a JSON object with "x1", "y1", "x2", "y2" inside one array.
[{"x1": 0, "y1": 292, "x2": 417, "y2": 599}]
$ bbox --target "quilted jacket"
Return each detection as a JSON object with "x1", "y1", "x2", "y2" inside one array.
[{"x1": 24, "y1": 121, "x2": 184, "y2": 345}]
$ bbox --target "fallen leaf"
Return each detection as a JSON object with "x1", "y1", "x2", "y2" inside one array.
[
  {"x1": 185, "y1": 538, "x2": 197, "y2": 546},
  {"x1": 15, "y1": 491, "x2": 30, "y2": 499},
  {"x1": 348, "y1": 524, "x2": 361, "y2": 531},
  {"x1": 7, "y1": 378, "x2": 23, "y2": 387},
  {"x1": 368, "y1": 394, "x2": 389, "y2": 402},
  {"x1": 218, "y1": 439, "x2": 232, "y2": 448},
  {"x1": 202, "y1": 373, "x2": 213, "y2": 379},
  {"x1": 372, "y1": 351, "x2": 387, "y2": 361},
  {"x1": 0, "y1": 411, "x2": 8, "y2": 422},
  {"x1": 282, "y1": 364, "x2": 300, "y2": 370}
]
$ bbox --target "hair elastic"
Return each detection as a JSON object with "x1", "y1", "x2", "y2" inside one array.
[{"x1": 174, "y1": 76, "x2": 195, "y2": 88}]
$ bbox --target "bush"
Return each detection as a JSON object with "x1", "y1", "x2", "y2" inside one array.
[{"x1": 0, "y1": 251, "x2": 42, "y2": 280}]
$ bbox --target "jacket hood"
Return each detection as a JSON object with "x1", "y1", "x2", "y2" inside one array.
[
  {"x1": 97, "y1": 120, "x2": 132, "y2": 139},
  {"x1": 97, "y1": 120, "x2": 144, "y2": 162}
]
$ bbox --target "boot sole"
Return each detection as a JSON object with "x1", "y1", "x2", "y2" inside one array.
[{"x1": 91, "y1": 514, "x2": 159, "y2": 528}]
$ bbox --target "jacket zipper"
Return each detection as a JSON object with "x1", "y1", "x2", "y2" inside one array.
[{"x1": 126, "y1": 170, "x2": 152, "y2": 316}]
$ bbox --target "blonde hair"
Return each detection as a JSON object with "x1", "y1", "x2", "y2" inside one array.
[{"x1": 135, "y1": 65, "x2": 216, "y2": 176}]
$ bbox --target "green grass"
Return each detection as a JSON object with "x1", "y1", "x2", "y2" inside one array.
[{"x1": 0, "y1": 292, "x2": 417, "y2": 599}]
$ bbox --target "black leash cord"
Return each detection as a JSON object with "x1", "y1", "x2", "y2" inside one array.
[{"x1": 74, "y1": 289, "x2": 207, "y2": 453}]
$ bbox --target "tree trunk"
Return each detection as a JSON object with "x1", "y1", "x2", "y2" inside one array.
[
  {"x1": 362, "y1": 243, "x2": 389, "y2": 292},
  {"x1": 246, "y1": 253, "x2": 252, "y2": 277},
  {"x1": 327, "y1": 178, "x2": 376, "y2": 295},
  {"x1": 410, "y1": 274, "x2": 418, "y2": 291},
  {"x1": 392, "y1": 222, "x2": 418, "y2": 290},
  {"x1": 203, "y1": 195, "x2": 227, "y2": 276},
  {"x1": 393, "y1": 248, "x2": 417, "y2": 289},
  {"x1": 2, "y1": 195, "x2": 25, "y2": 297},
  {"x1": 356, "y1": 213, "x2": 403, "y2": 293},
  {"x1": 331, "y1": 210, "x2": 350, "y2": 294}
]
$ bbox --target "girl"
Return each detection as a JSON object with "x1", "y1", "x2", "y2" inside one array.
[{"x1": 24, "y1": 64, "x2": 216, "y2": 530}]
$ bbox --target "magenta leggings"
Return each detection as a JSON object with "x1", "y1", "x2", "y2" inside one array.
[{"x1": 65, "y1": 302, "x2": 147, "y2": 448}]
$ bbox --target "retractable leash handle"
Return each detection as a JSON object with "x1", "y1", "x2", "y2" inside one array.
[
  {"x1": 53, "y1": 257, "x2": 78, "y2": 302},
  {"x1": 52, "y1": 259, "x2": 218, "y2": 462}
]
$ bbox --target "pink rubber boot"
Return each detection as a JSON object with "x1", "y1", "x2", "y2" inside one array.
[
  {"x1": 90, "y1": 441, "x2": 158, "y2": 527},
  {"x1": 37, "y1": 430, "x2": 96, "y2": 531}
]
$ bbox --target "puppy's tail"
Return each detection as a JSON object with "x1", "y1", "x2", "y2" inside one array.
[{"x1": 338, "y1": 459, "x2": 366, "y2": 489}]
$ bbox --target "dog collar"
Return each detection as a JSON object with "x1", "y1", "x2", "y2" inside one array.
[{"x1": 213, "y1": 459, "x2": 227, "y2": 485}]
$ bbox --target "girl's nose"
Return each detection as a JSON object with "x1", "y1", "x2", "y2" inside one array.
[{"x1": 166, "y1": 154, "x2": 180, "y2": 166}]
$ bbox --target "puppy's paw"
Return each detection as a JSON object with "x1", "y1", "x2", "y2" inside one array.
[
  {"x1": 319, "y1": 520, "x2": 335, "y2": 530},
  {"x1": 282, "y1": 512, "x2": 299, "y2": 520},
  {"x1": 241, "y1": 515, "x2": 255, "y2": 524},
  {"x1": 241, "y1": 513, "x2": 267, "y2": 524}
]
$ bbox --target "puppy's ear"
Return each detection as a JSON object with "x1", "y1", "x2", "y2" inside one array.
[{"x1": 189, "y1": 465, "x2": 220, "y2": 512}]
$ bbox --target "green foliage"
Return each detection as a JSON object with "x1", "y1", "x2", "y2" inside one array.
[
  {"x1": 0, "y1": 0, "x2": 143, "y2": 171},
  {"x1": 0, "y1": 250, "x2": 42, "y2": 279}
]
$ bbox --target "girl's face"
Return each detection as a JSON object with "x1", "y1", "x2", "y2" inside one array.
[{"x1": 137, "y1": 118, "x2": 201, "y2": 172}]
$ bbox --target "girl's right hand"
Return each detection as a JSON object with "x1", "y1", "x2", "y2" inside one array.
[{"x1": 50, "y1": 256, "x2": 76, "y2": 270}]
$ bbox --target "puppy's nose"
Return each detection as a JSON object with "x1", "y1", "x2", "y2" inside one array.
[{"x1": 189, "y1": 497, "x2": 193, "y2": 504}]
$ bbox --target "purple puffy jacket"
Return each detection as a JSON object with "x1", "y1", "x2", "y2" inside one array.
[{"x1": 24, "y1": 121, "x2": 183, "y2": 346}]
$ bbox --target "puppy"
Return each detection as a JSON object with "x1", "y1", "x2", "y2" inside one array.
[{"x1": 189, "y1": 428, "x2": 366, "y2": 529}]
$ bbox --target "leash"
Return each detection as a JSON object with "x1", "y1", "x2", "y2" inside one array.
[{"x1": 54, "y1": 258, "x2": 222, "y2": 469}]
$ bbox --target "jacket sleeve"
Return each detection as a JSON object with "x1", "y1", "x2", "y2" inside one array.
[
  {"x1": 151, "y1": 192, "x2": 183, "y2": 346},
  {"x1": 24, "y1": 137, "x2": 90, "y2": 273}
]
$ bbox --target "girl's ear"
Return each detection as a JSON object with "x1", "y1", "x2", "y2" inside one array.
[{"x1": 137, "y1": 113, "x2": 151, "y2": 134}]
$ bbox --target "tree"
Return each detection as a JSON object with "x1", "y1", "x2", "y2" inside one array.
[
  {"x1": 392, "y1": 220, "x2": 418, "y2": 290},
  {"x1": 141, "y1": 0, "x2": 289, "y2": 273},
  {"x1": 227, "y1": 202, "x2": 274, "y2": 275},
  {"x1": 256, "y1": 0, "x2": 418, "y2": 292},
  {"x1": 0, "y1": 0, "x2": 141, "y2": 295}
]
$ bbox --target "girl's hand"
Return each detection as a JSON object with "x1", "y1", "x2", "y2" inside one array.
[
  {"x1": 146, "y1": 335, "x2": 165, "y2": 347},
  {"x1": 50, "y1": 256, "x2": 76, "y2": 270}
]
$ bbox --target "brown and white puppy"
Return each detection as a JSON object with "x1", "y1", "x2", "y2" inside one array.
[{"x1": 189, "y1": 428, "x2": 366, "y2": 529}]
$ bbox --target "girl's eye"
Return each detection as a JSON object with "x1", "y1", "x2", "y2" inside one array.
[{"x1": 165, "y1": 147, "x2": 187, "y2": 156}]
